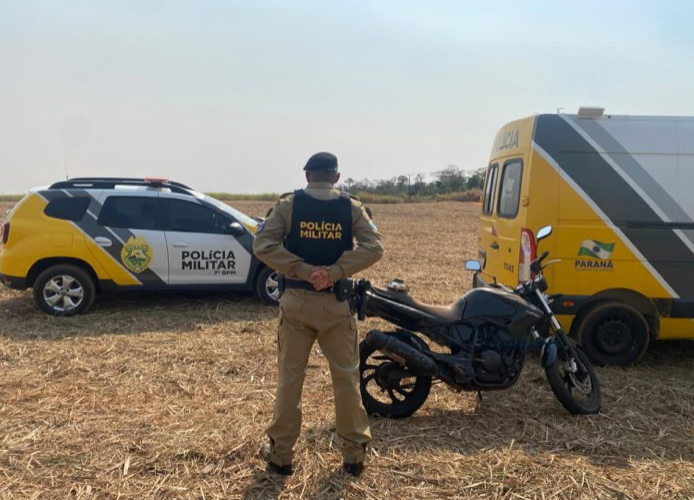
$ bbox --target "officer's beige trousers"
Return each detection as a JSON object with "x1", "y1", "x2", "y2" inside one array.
[{"x1": 267, "y1": 289, "x2": 371, "y2": 466}]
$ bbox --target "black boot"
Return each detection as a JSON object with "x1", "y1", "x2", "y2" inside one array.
[
  {"x1": 342, "y1": 462, "x2": 364, "y2": 477},
  {"x1": 259, "y1": 443, "x2": 293, "y2": 476}
]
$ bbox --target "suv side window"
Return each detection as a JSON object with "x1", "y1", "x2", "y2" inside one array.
[
  {"x1": 98, "y1": 196, "x2": 158, "y2": 230},
  {"x1": 44, "y1": 197, "x2": 91, "y2": 222},
  {"x1": 165, "y1": 199, "x2": 230, "y2": 234},
  {"x1": 497, "y1": 159, "x2": 523, "y2": 218},
  {"x1": 482, "y1": 163, "x2": 499, "y2": 215}
]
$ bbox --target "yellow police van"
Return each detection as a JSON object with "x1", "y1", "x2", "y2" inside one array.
[
  {"x1": 0, "y1": 178, "x2": 280, "y2": 315},
  {"x1": 474, "y1": 108, "x2": 694, "y2": 366}
]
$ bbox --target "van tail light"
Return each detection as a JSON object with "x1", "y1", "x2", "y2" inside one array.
[
  {"x1": 518, "y1": 228, "x2": 536, "y2": 283},
  {"x1": 0, "y1": 222, "x2": 9, "y2": 244}
]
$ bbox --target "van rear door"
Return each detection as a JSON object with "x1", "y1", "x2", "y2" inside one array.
[
  {"x1": 479, "y1": 162, "x2": 500, "y2": 274},
  {"x1": 479, "y1": 159, "x2": 526, "y2": 285},
  {"x1": 494, "y1": 158, "x2": 526, "y2": 284}
]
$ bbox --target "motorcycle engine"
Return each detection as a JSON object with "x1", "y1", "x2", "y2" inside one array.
[{"x1": 473, "y1": 324, "x2": 525, "y2": 384}]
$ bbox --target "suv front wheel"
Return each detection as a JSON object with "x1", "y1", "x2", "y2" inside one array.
[{"x1": 33, "y1": 265, "x2": 96, "y2": 316}]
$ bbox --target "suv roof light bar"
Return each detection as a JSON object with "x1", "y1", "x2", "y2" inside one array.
[{"x1": 48, "y1": 178, "x2": 195, "y2": 195}]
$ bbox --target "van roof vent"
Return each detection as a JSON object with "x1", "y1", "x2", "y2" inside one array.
[{"x1": 577, "y1": 106, "x2": 605, "y2": 119}]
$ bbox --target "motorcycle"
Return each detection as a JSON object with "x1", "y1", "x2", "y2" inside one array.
[{"x1": 348, "y1": 225, "x2": 601, "y2": 418}]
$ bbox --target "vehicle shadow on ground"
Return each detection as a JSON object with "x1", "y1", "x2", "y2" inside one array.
[{"x1": 0, "y1": 289, "x2": 277, "y2": 341}]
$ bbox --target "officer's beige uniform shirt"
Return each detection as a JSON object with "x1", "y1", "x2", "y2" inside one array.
[
  {"x1": 252, "y1": 182, "x2": 383, "y2": 466},
  {"x1": 253, "y1": 182, "x2": 383, "y2": 281}
]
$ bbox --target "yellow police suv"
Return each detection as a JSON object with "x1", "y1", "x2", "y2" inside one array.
[
  {"x1": 475, "y1": 108, "x2": 694, "y2": 366},
  {"x1": 0, "y1": 178, "x2": 279, "y2": 315}
]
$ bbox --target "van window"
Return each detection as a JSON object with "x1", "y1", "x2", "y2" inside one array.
[
  {"x1": 98, "y1": 197, "x2": 158, "y2": 230},
  {"x1": 497, "y1": 160, "x2": 523, "y2": 218},
  {"x1": 482, "y1": 163, "x2": 499, "y2": 215},
  {"x1": 44, "y1": 197, "x2": 91, "y2": 222}
]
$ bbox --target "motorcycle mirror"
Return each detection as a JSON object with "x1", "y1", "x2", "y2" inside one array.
[
  {"x1": 464, "y1": 260, "x2": 482, "y2": 272},
  {"x1": 536, "y1": 225, "x2": 553, "y2": 242}
]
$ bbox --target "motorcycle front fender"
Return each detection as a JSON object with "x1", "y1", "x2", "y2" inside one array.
[{"x1": 541, "y1": 339, "x2": 558, "y2": 367}]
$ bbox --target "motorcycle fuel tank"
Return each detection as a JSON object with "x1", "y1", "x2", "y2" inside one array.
[{"x1": 462, "y1": 287, "x2": 543, "y2": 336}]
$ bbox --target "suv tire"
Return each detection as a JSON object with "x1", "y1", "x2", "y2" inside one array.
[
  {"x1": 255, "y1": 266, "x2": 280, "y2": 306},
  {"x1": 573, "y1": 301, "x2": 650, "y2": 367},
  {"x1": 33, "y1": 264, "x2": 96, "y2": 316}
]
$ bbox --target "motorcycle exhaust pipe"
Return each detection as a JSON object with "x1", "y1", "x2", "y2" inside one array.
[{"x1": 365, "y1": 330, "x2": 438, "y2": 377}]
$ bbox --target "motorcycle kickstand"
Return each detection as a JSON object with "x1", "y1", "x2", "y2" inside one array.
[{"x1": 477, "y1": 391, "x2": 483, "y2": 402}]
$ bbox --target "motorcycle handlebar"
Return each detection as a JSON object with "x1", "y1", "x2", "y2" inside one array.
[{"x1": 530, "y1": 250, "x2": 550, "y2": 273}]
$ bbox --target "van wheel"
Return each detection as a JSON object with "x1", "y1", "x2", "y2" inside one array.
[
  {"x1": 33, "y1": 265, "x2": 96, "y2": 316},
  {"x1": 573, "y1": 302, "x2": 649, "y2": 366},
  {"x1": 255, "y1": 267, "x2": 279, "y2": 306}
]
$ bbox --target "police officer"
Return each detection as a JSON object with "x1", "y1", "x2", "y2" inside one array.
[{"x1": 253, "y1": 152, "x2": 383, "y2": 477}]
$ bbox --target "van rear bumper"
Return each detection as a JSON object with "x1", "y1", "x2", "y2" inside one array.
[{"x1": 0, "y1": 272, "x2": 28, "y2": 290}]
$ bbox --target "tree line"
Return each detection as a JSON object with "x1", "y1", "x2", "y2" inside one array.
[{"x1": 340, "y1": 166, "x2": 485, "y2": 198}]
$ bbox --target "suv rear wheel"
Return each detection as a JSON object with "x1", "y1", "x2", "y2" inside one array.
[
  {"x1": 255, "y1": 266, "x2": 280, "y2": 306},
  {"x1": 573, "y1": 301, "x2": 650, "y2": 366},
  {"x1": 33, "y1": 265, "x2": 96, "y2": 316}
]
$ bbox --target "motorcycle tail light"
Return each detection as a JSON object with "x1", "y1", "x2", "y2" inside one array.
[
  {"x1": 0, "y1": 222, "x2": 8, "y2": 245},
  {"x1": 518, "y1": 228, "x2": 536, "y2": 283}
]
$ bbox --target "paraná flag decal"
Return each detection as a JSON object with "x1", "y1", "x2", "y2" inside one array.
[{"x1": 578, "y1": 240, "x2": 615, "y2": 260}]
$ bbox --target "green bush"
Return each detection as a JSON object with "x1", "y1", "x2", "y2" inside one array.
[
  {"x1": 353, "y1": 190, "x2": 481, "y2": 204},
  {"x1": 433, "y1": 189, "x2": 482, "y2": 202}
]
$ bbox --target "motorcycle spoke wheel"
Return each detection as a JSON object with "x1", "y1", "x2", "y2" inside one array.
[
  {"x1": 359, "y1": 334, "x2": 432, "y2": 419},
  {"x1": 545, "y1": 342, "x2": 601, "y2": 415}
]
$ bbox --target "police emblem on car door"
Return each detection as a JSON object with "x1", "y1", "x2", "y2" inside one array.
[{"x1": 163, "y1": 196, "x2": 252, "y2": 285}]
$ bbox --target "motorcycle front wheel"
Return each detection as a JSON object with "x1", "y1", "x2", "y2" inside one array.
[
  {"x1": 545, "y1": 340, "x2": 601, "y2": 415},
  {"x1": 359, "y1": 331, "x2": 432, "y2": 418}
]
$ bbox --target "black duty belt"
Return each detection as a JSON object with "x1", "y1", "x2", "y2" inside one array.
[{"x1": 278, "y1": 275, "x2": 334, "y2": 293}]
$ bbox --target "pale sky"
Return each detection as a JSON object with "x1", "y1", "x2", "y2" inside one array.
[{"x1": 2, "y1": 0, "x2": 693, "y2": 194}]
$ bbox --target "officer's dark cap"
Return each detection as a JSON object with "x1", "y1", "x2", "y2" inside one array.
[{"x1": 304, "y1": 152, "x2": 338, "y2": 172}]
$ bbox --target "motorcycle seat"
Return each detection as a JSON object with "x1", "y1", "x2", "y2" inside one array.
[{"x1": 371, "y1": 286, "x2": 466, "y2": 323}]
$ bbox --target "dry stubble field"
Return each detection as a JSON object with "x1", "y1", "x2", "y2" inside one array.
[{"x1": 1, "y1": 200, "x2": 693, "y2": 500}]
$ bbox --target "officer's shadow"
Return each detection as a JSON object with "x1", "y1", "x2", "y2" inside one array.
[
  {"x1": 241, "y1": 466, "x2": 350, "y2": 500},
  {"x1": 241, "y1": 470, "x2": 287, "y2": 500},
  {"x1": 304, "y1": 469, "x2": 349, "y2": 500}
]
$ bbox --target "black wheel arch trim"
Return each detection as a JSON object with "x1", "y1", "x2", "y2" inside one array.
[
  {"x1": 26, "y1": 257, "x2": 100, "y2": 290},
  {"x1": 554, "y1": 289, "x2": 662, "y2": 340}
]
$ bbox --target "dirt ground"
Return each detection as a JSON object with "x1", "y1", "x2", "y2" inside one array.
[{"x1": 1, "y1": 200, "x2": 693, "y2": 499}]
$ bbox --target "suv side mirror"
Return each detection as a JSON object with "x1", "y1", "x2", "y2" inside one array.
[
  {"x1": 228, "y1": 222, "x2": 246, "y2": 236},
  {"x1": 536, "y1": 225, "x2": 552, "y2": 242},
  {"x1": 465, "y1": 260, "x2": 482, "y2": 272}
]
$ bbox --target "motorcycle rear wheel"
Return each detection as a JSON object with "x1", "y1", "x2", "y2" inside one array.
[
  {"x1": 359, "y1": 331, "x2": 432, "y2": 418},
  {"x1": 545, "y1": 340, "x2": 601, "y2": 415}
]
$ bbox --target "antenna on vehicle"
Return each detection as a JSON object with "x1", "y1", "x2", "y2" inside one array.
[{"x1": 62, "y1": 148, "x2": 69, "y2": 180}]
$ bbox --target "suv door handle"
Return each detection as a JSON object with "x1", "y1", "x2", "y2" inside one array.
[
  {"x1": 172, "y1": 242, "x2": 188, "y2": 248},
  {"x1": 490, "y1": 241, "x2": 499, "y2": 250},
  {"x1": 95, "y1": 236, "x2": 112, "y2": 247}
]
